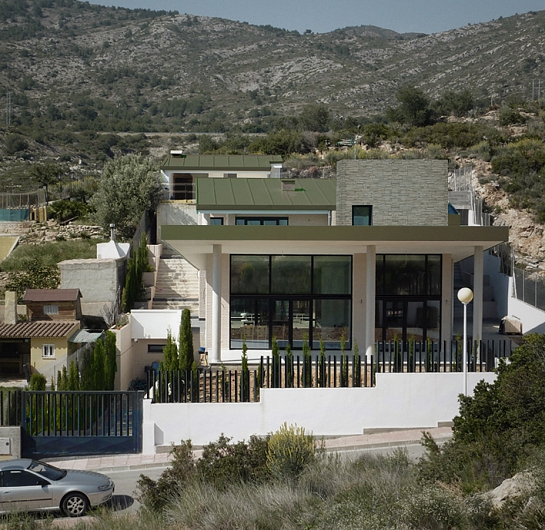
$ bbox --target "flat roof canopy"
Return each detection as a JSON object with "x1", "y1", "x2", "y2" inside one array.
[{"x1": 161, "y1": 225, "x2": 509, "y2": 270}]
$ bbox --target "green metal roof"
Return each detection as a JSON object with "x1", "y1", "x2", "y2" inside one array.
[
  {"x1": 160, "y1": 154, "x2": 283, "y2": 171},
  {"x1": 196, "y1": 178, "x2": 337, "y2": 211}
]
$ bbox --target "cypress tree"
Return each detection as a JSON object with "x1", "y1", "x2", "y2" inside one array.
[
  {"x1": 80, "y1": 345, "x2": 94, "y2": 390},
  {"x1": 93, "y1": 339, "x2": 106, "y2": 391},
  {"x1": 68, "y1": 360, "x2": 80, "y2": 390},
  {"x1": 178, "y1": 308, "x2": 194, "y2": 372},
  {"x1": 104, "y1": 330, "x2": 117, "y2": 390},
  {"x1": 161, "y1": 330, "x2": 178, "y2": 372},
  {"x1": 241, "y1": 339, "x2": 249, "y2": 401}
]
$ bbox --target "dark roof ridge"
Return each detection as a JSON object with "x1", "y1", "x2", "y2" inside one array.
[{"x1": 23, "y1": 289, "x2": 82, "y2": 302}]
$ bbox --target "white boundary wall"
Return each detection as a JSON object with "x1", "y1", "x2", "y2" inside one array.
[
  {"x1": 142, "y1": 372, "x2": 495, "y2": 453},
  {"x1": 508, "y1": 279, "x2": 545, "y2": 334}
]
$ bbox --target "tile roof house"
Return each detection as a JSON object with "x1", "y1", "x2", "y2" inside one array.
[{"x1": 0, "y1": 289, "x2": 82, "y2": 377}]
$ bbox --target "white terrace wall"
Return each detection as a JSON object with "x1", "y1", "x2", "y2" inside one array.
[
  {"x1": 508, "y1": 278, "x2": 545, "y2": 334},
  {"x1": 143, "y1": 372, "x2": 495, "y2": 453}
]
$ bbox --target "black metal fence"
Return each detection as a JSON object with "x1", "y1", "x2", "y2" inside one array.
[
  {"x1": 0, "y1": 391, "x2": 144, "y2": 458},
  {"x1": 147, "y1": 339, "x2": 514, "y2": 404},
  {"x1": 0, "y1": 390, "x2": 22, "y2": 426},
  {"x1": 375, "y1": 338, "x2": 512, "y2": 374}
]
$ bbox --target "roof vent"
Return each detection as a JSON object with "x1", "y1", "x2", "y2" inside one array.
[
  {"x1": 281, "y1": 179, "x2": 296, "y2": 191},
  {"x1": 170, "y1": 150, "x2": 185, "y2": 157}
]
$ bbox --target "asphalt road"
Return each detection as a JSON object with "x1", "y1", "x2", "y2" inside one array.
[{"x1": 106, "y1": 466, "x2": 167, "y2": 515}]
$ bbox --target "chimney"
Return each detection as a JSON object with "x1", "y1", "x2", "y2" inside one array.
[{"x1": 4, "y1": 291, "x2": 18, "y2": 325}]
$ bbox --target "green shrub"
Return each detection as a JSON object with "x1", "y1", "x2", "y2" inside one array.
[
  {"x1": 48, "y1": 199, "x2": 88, "y2": 222},
  {"x1": 136, "y1": 440, "x2": 196, "y2": 512},
  {"x1": 402, "y1": 485, "x2": 467, "y2": 530},
  {"x1": 4, "y1": 263, "x2": 60, "y2": 298},
  {"x1": 136, "y1": 435, "x2": 270, "y2": 512},
  {"x1": 499, "y1": 107, "x2": 527, "y2": 126},
  {"x1": 4, "y1": 133, "x2": 29, "y2": 155},
  {"x1": 420, "y1": 334, "x2": 545, "y2": 494},
  {"x1": 197, "y1": 434, "x2": 270, "y2": 490},
  {"x1": 29, "y1": 373, "x2": 46, "y2": 391},
  {"x1": 267, "y1": 423, "x2": 317, "y2": 480}
]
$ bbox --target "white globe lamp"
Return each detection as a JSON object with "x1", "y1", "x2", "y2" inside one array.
[{"x1": 457, "y1": 287, "x2": 474, "y2": 396}]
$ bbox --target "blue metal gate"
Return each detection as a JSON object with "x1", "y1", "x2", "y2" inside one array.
[{"x1": 21, "y1": 391, "x2": 144, "y2": 459}]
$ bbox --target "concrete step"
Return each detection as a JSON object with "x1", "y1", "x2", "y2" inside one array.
[{"x1": 152, "y1": 255, "x2": 200, "y2": 311}]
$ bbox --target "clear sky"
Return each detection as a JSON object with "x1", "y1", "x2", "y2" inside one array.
[{"x1": 86, "y1": 0, "x2": 544, "y2": 35}]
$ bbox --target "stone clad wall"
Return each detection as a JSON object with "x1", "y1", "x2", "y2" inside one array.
[{"x1": 336, "y1": 159, "x2": 448, "y2": 226}]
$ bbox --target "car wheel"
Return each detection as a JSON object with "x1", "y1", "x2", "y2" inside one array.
[{"x1": 62, "y1": 492, "x2": 88, "y2": 517}]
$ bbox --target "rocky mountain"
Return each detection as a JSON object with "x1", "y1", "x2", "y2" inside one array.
[{"x1": 1, "y1": 1, "x2": 544, "y2": 132}]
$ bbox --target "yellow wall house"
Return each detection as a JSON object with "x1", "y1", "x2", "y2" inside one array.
[{"x1": 0, "y1": 290, "x2": 81, "y2": 378}]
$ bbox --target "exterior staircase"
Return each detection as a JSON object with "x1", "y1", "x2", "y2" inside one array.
[{"x1": 151, "y1": 254, "x2": 200, "y2": 313}]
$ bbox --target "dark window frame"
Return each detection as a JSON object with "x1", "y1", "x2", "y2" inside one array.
[
  {"x1": 375, "y1": 254, "x2": 442, "y2": 343},
  {"x1": 229, "y1": 255, "x2": 352, "y2": 350},
  {"x1": 352, "y1": 205, "x2": 372, "y2": 226},
  {"x1": 235, "y1": 217, "x2": 289, "y2": 226}
]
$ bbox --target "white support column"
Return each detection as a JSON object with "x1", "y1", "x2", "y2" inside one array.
[
  {"x1": 365, "y1": 245, "x2": 376, "y2": 360},
  {"x1": 472, "y1": 246, "x2": 484, "y2": 343},
  {"x1": 210, "y1": 244, "x2": 222, "y2": 364},
  {"x1": 441, "y1": 254, "x2": 453, "y2": 344},
  {"x1": 352, "y1": 253, "x2": 366, "y2": 353}
]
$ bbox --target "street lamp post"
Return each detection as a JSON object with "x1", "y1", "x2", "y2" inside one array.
[{"x1": 457, "y1": 287, "x2": 474, "y2": 396}]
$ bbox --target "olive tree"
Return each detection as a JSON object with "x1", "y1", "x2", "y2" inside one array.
[
  {"x1": 387, "y1": 85, "x2": 434, "y2": 127},
  {"x1": 90, "y1": 154, "x2": 163, "y2": 240}
]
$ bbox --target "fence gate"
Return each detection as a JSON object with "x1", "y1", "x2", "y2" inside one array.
[{"x1": 21, "y1": 391, "x2": 144, "y2": 459}]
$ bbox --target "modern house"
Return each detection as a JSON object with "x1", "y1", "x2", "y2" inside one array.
[{"x1": 159, "y1": 159, "x2": 509, "y2": 363}]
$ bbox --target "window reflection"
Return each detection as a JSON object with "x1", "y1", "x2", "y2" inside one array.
[
  {"x1": 312, "y1": 299, "x2": 351, "y2": 349},
  {"x1": 230, "y1": 255, "x2": 352, "y2": 349}
]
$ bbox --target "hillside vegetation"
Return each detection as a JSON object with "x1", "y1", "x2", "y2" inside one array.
[
  {"x1": 0, "y1": 1, "x2": 544, "y2": 136},
  {"x1": 1, "y1": 1, "x2": 545, "y2": 264}
]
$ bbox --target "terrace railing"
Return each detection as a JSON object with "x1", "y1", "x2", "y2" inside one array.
[{"x1": 146, "y1": 339, "x2": 513, "y2": 404}]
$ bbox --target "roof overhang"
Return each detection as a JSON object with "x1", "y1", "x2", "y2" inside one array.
[
  {"x1": 161, "y1": 225, "x2": 509, "y2": 270},
  {"x1": 200, "y1": 210, "x2": 332, "y2": 215}
]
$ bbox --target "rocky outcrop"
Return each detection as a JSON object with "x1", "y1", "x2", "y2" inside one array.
[{"x1": 485, "y1": 472, "x2": 535, "y2": 510}]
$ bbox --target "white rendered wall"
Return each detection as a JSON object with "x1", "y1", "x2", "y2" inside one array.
[
  {"x1": 156, "y1": 203, "x2": 198, "y2": 241},
  {"x1": 508, "y1": 276, "x2": 545, "y2": 334},
  {"x1": 130, "y1": 310, "x2": 182, "y2": 340},
  {"x1": 143, "y1": 372, "x2": 496, "y2": 452}
]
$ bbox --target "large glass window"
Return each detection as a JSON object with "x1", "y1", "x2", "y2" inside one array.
[
  {"x1": 271, "y1": 256, "x2": 311, "y2": 294},
  {"x1": 231, "y1": 256, "x2": 269, "y2": 294},
  {"x1": 312, "y1": 299, "x2": 351, "y2": 349},
  {"x1": 313, "y1": 256, "x2": 351, "y2": 295},
  {"x1": 375, "y1": 254, "x2": 442, "y2": 343},
  {"x1": 230, "y1": 298, "x2": 270, "y2": 349},
  {"x1": 230, "y1": 255, "x2": 352, "y2": 349},
  {"x1": 379, "y1": 255, "x2": 441, "y2": 296}
]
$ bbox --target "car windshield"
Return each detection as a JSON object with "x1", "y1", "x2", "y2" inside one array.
[{"x1": 28, "y1": 460, "x2": 66, "y2": 481}]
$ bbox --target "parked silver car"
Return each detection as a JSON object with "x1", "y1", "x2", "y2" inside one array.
[{"x1": 0, "y1": 459, "x2": 114, "y2": 517}]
